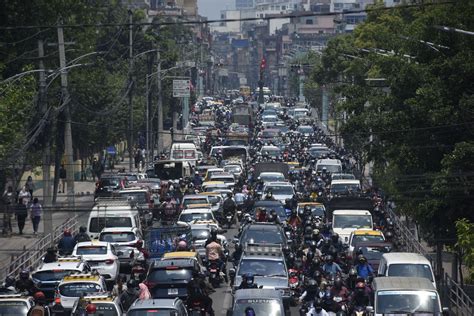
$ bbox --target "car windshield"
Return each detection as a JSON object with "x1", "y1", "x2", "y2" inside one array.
[
  {"x1": 376, "y1": 291, "x2": 440, "y2": 314},
  {"x1": 264, "y1": 186, "x2": 293, "y2": 195},
  {"x1": 128, "y1": 309, "x2": 177, "y2": 316},
  {"x1": 224, "y1": 166, "x2": 242, "y2": 173},
  {"x1": 234, "y1": 299, "x2": 282, "y2": 316},
  {"x1": 242, "y1": 228, "x2": 284, "y2": 244},
  {"x1": 118, "y1": 192, "x2": 147, "y2": 203},
  {"x1": 351, "y1": 235, "x2": 384, "y2": 245},
  {"x1": 356, "y1": 246, "x2": 391, "y2": 260},
  {"x1": 89, "y1": 217, "x2": 133, "y2": 233},
  {"x1": 388, "y1": 264, "x2": 434, "y2": 281},
  {"x1": 33, "y1": 270, "x2": 80, "y2": 282},
  {"x1": 261, "y1": 149, "x2": 280, "y2": 156},
  {"x1": 261, "y1": 130, "x2": 278, "y2": 138},
  {"x1": 0, "y1": 301, "x2": 29, "y2": 314},
  {"x1": 298, "y1": 127, "x2": 313, "y2": 133},
  {"x1": 260, "y1": 174, "x2": 285, "y2": 182},
  {"x1": 99, "y1": 232, "x2": 136, "y2": 243},
  {"x1": 179, "y1": 213, "x2": 213, "y2": 223},
  {"x1": 76, "y1": 246, "x2": 107, "y2": 255},
  {"x1": 191, "y1": 229, "x2": 210, "y2": 240},
  {"x1": 100, "y1": 178, "x2": 120, "y2": 187},
  {"x1": 59, "y1": 282, "x2": 102, "y2": 297},
  {"x1": 238, "y1": 259, "x2": 286, "y2": 277},
  {"x1": 263, "y1": 116, "x2": 277, "y2": 122},
  {"x1": 331, "y1": 184, "x2": 360, "y2": 194},
  {"x1": 183, "y1": 199, "x2": 208, "y2": 207},
  {"x1": 299, "y1": 205, "x2": 325, "y2": 218},
  {"x1": 309, "y1": 148, "x2": 330, "y2": 158},
  {"x1": 333, "y1": 215, "x2": 372, "y2": 229},
  {"x1": 93, "y1": 303, "x2": 119, "y2": 316},
  {"x1": 316, "y1": 164, "x2": 342, "y2": 173},
  {"x1": 147, "y1": 268, "x2": 193, "y2": 283}
]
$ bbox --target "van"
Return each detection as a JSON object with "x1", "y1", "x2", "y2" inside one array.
[
  {"x1": 170, "y1": 142, "x2": 198, "y2": 165},
  {"x1": 370, "y1": 277, "x2": 447, "y2": 315},
  {"x1": 330, "y1": 179, "x2": 361, "y2": 197},
  {"x1": 332, "y1": 209, "x2": 373, "y2": 244},
  {"x1": 316, "y1": 158, "x2": 343, "y2": 174},
  {"x1": 87, "y1": 203, "x2": 141, "y2": 239},
  {"x1": 377, "y1": 252, "x2": 436, "y2": 288}
]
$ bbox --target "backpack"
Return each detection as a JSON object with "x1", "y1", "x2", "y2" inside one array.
[{"x1": 28, "y1": 305, "x2": 45, "y2": 316}]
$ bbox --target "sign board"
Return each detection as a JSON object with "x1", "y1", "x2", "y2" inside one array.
[{"x1": 173, "y1": 79, "x2": 190, "y2": 97}]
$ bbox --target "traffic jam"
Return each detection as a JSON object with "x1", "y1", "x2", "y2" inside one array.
[{"x1": 0, "y1": 96, "x2": 446, "y2": 315}]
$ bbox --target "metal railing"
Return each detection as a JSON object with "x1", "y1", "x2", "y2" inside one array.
[{"x1": 2, "y1": 215, "x2": 79, "y2": 279}]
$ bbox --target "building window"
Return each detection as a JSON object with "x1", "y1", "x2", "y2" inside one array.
[
  {"x1": 306, "y1": 19, "x2": 313, "y2": 25},
  {"x1": 282, "y1": 5, "x2": 286, "y2": 10}
]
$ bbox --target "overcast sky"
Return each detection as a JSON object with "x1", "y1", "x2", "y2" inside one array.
[{"x1": 198, "y1": 0, "x2": 234, "y2": 20}]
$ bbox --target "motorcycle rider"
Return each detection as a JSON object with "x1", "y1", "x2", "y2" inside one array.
[
  {"x1": 349, "y1": 281, "x2": 371, "y2": 313},
  {"x1": 223, "y1": 192, "x2": 236, "y2": 221},
  {"x1": 120, "y1": 279, "x2": 139, "y2": 311},
  {"x1": 299, "y1": 278, "x2": 319, "y2": 304},
  {"x1": 354, "y1": 255, "x2": 374, "y2": 279},
  {"x1": 57, "y1": 229, "x2": 76, "y2": 256},
  {"x1": 43, "y1": 247, "x2": 58, "y2": 263},
  {"x1": 74, "y1": 226, "x2": 91, "y2": 243},
  {"x1": 288, "y1": 209, "x2": 302, "y2": 228},
  {"x1": 321, "y1": 255, "x2": 342, "y2": 278},
  {"x1": 238, "y1": 273, "x2": 259, "y2": 289},
  {"x1": 329, "y1": 277, "x2": 350, "y2": 313},
  {"x1": 28, "y1": 291, "x2": 51, "y2": 316},
  {"x1": 16, "y1": 270, "x2": 36, "y2": 294},
  {"x1": 192, "y1": 171, "x2": 203, "y2": 187},
  {"x1": 267, "y1": 209, "x2": 281, "y2": 224},
  {"x1": 307, "y1": 298, "x2": 329, "y2": 316},
  {"x1": 187, "y1": 270, "x2": 215, "y2": 316},
  {"x1": 205, "y1": 229, "x2": 227, "y2": 282}
]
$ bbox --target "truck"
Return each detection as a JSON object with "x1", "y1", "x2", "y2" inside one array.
[{"x1": 145, "y1": 226, "x2": 191, "y2": 262}]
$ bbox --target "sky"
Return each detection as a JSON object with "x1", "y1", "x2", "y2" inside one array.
[{"x1": 198, "y1": 0, "x2": 234, "y2": 20}]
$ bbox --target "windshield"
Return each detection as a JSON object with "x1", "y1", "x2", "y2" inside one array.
[
  {"x1": 351, "y1": 234, "x2": 384, "y2": 245},
  {"x1": 298, "y1": 205, "x2": 325, "y2": 218},
  {"x1": 224, "y1": 166, "x2": 242, "y2": 174},
  {"x1": 33, "y1": 270, "x2": 80, "y2": 282},
  {"x1": 99, "y1": 232, "x2": 136, "y2": 243},
  {"x1": 128, "y1": 309, "x2": 177, "y2": 316},
  {"x1": 0, "y1": 301, "x2": 28, "y2": 315},
  {"x1": 309, "y1": 148, "x2": 330, "y2": 158},
  {"x1": 155, "y1": 163, "x2": 182, "y2": 180},
  {"x1": 263, "y1": 116, "x2": 277, "y2": 122},
  {"x1": 356, "y1": 246, "x2": 391, "y2": 261},
  {"x1": 298, "y1": 127, "x2": 313, "y2": 133},
  {"x1": 242, "y1": 228, "x2": 284, "y2": 244},
  {"x1": 147, "y1": 268, "x2": 193, "y2": 283},
  {"x1": 333, "y1": 215, "x2": 372, "y2": 229},
  {"x1": 76, "y1": 246, "x2": 107, "y2": 255},
  {"x1": 238, "y1": 259, "x2": 286, "y2": 277},
  {"x1": 179, "y1": 213, "x2": 213, "y2": 223},
  {"x1": 260, "y1": 174, "x2": 285, "y2": 182},
  {"x1": 261, "y1": 149, "x2": 281, "y2": 157},
  {"x1": 100, "y1": 178, "x2": 120, "y2": 187},
  {"x1": 388, "y1": 264, "x2": 434, "y2": 282},
  {"x1": 93, "y1": 303, "x2": 119, "y2": 316},
  {"x1": 59, "y1": 282, "x2": 103, "y2": 297},
  {"x1": 264, "y1": 186, "x2": 293, "y2": 195},
  {"x1": 118, "y1": 192, "x2": 147, "y2": 203},
  {"x1": 234, "y1": 299, "x2": 282, "y2": 316},
  {"x1": 89, "y1": 217, "x2": 132, "y2": 233},
  {"x1": 316, "y1": 164, "x2": 342, "y2": 173},
  {"x1": 376, "y1": 291, "x2": 440, "y2": 314},
  {"x1": 261, "y1": 130, "x2": 279, "y2": 138},
  {"x1": 191, "y1": 229, "x2": 210, "y2": 240},
  {"x1": 211, "y1": 177, "x2": 234, "y2": 183},
  {"x1": 331, "y1": 184, "x2": 361, "y2": 194},
  {"x1": 183, "y1": 198, "x2": 208, "y2": 207}
]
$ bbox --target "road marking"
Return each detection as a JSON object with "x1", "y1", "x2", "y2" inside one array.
[{"x1": 221, "y1": 288, "x2": 233, "y2": 315}]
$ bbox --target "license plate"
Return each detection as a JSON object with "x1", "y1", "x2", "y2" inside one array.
[
  {"x1": 210, "y1": 269, "x2": 217, "y2": 272},
  {"x1": 168, "y1": 288, "x2": 178, "y2": 295}
]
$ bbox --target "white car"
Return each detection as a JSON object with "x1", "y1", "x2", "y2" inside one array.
[
  {"x1": 178, "y1": 207, "x2": 216, "y2": 225},
  {"x1": 55, "y1": 273, "x2": 107, "y2": 311},
  {"x1": 259, "y1": 172, "x2": 285, "y2": 183},
  {"x1": 262, "y1": 181, "x2": 295, "y2": 203},
  {"x1": 72, "y1": 241, "x2": 120, "y2": 281},
  {"x1": 0, "y1": 294, "x2": 34, "y2": 314},
  {"x1": 98, "y1": 227, "x2": 143, "y2": 267}
]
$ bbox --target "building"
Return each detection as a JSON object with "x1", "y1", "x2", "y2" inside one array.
[
  {"x1": 236, "y1": 0, "x2": 254, "y2": 9},
  {"x1": 210, "y1": 10, "x2": 242, "y2": 33}
]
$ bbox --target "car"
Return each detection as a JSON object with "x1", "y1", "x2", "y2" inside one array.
[
  {"x1": 259, "y1": 172, "x2": 285, "y2": 183},
  {"x1": 296, "y1": 202, "x2": 326, "y2": 219},
  {"x1": 116, "y1": 187, "x2": 154, "y2": 213},
  {"x1": 180, "y1": 194, "x2": 211, "y2": 210},
  {"x1": 74, "y1": 292, "x2": 124, "y2": 315},
  {"x1": 351, "y1": 242, "x2": 393, "y2": 271},
  {"x1": 177, "y1": 207, "x2": 217, "y2": 225},
  {"x1": 251, "y1": 200, "x2": 288, "y2": 222},
  {"x1": 259, "y1": 146, "x2": 281, "y2": 159},
  {"x1": 0, "y1": 294, "x2": 34, "y2": 315},
  {"x1": 262, "y1": 181, "x2": 295, "y2": 203},
  {"x1": 315, "y1": 158, "x2": 343, "y2": 174},
  {"x1": 330, "y1": 179, "x2": 361, "y2": 198},
  {"x1": 144, "y1": 258, "x2": 200, "y2": 299},
  {"x1": 209, "y1": 172, "x2": 236, "y2": 188},
  {"x1": 127, "y1": 298, "x2": 188, "y2": 316},
  {"x1": 308, "y1": 145, "x2": 331, "y2": 159},
  {"x1": 98, "y1": 227, "x2": 143, "y2": 268},
  {"x1": 162, "y1": 251, "x2": 206, "y2": 274},
  {"x1": 190, "y1": 224, "x2": 228, "y2": 260},
  {"x1": 72, "y1": 241, "x2": 120, "y2": 281},
  {"x1": 32, "y1": 257, "x2": 91, "y2": 300},
  {"x1": 332, "y1": 209, "x2": 373, "y2": 244},
  {"x1": 258, "y1": 128, "x2": 280, "y2": 140},
  {"x1": 94, "y1": 174, "x2": 123, "y2": 199},
  {"x1": 297, "y1": 125, "x2": 314, "y2": 137},
  {"x1": 330, "y1": 173, "x2": 356, "y2": 181},
  {"x1": 55, "y1": 273, "x2": 107, "y2": 311},
  {"x1": 261, "y1": 115, "x2": 278, "y2": 128},
  {"x1": 231, "y1": 289, "x2": 286, "y2": 316},
  {"x1": 235, "y1": 222, "x2": 288, "y2": 250},
  {"x1": 347, "y1": 229, "x2": 385, "y2": 254},
  {"x1": 231, "y1": 244, "x2": 290, "y2": 306},
  {"x1": 223, "y1": 164, "x2": 243, "y2": 177}
]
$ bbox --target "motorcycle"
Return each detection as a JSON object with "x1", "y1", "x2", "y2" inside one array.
[
  {"x1": 288, "y1": 268, "x2": 301, "y2": 306},
  {"x1": 187, "y1": 298, "x2": 212, "y2": 316},
  {"x1": 207, "y1": 260, "x2": 223, "y2": 288},
  {"x1": 223, "y1": 211, "x2": 234, "y2": 229},
  {"x1": 352, "y1": 305, "x2": 368, "y2": 316}
]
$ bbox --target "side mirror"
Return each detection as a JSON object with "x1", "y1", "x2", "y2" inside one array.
[
  {"x1": 442, "y1": 307, "x2": 449, "y2": 316},
  {"x1": 366, "y1": 306, "x2": 374, "y2": 314}
]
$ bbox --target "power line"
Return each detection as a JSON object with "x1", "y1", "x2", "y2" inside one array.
[{"x1": 0, "y1": 2, "x2": 455, "y2": 31}]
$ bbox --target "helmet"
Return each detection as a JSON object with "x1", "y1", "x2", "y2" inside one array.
[
  {"x1": 313, "y1": 270, "x2": 322, "y2": 280},
  {"x1": 334, "y1": 277, "x2": 343, "y2": 289},
  {"x1": 79, "y1": 226, "x2": 87, "y2": 233},
  {"x1": 245, "y1": 307, "x2": 256, "y2": 316},
  {"x1": 309, "y1": 240, "x2": 317, "y2": 251},
  {"x1": 63, "y1": 229, "x2": 71, "y2": 236},
  {"x1": 227, "y1": 192, "x2": 232, "y2": 198},
  {"x1": 291, "y1": 209, "x2": 297, "y2": 216},
  {"x1": 307, "y1": 279, "x2": 318, "y2": 291},
  {"x1": 304, "y1": 205, "x2": 311, "y2": 213},
  {"x1": 357, "y1": 255, "x2": 367, "y2": 263},
  {"x1": 312, "y1": 229, "x2": 320, "y2": 236},
  {"x1": 127, "y1": 279, "x2": 138, "y2": 289},
  {"x1": 33, "y1": 291, "x2": 45, "y2": 300},
  {"x1": 331, "y1": 233, "x2": 339, "y2": 243},
  {"x1": 246, "y1": 273, "x2": 254, "y2": 285},
  {"x1": 19, "y1": 270, "x2": 29, "y2": 279},
  {"x1": 136, "y1": 240, "x2": 143, "y2": 248},
  {"x1": 306, "y1": 251, "x2": 314, "y2": 262},
  {"x1": 325, "y1": 255, "x2": 333, "y2": 263},
  {"x1": 355, "y1": 281, "x2": 366, "y2": 290},
  {"x1": 177, "y1": 240, "x2": 187, "y2": 251},
  {"x1": 349, "y1": 267, "x2": 358, "y2": 277},
  {"x1": 86, "y1": 303, "x2": 97, "y2": 314},
  {"x1": 210, "y1": 228, "x2": 218, "y2": 239}
]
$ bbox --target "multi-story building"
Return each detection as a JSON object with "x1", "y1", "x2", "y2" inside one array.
[{"x1": 236, "y1": 0, "x2": 254, "y2": 9}]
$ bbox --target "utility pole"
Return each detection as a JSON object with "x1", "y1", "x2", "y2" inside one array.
[
  {"x1": 128, "y1": 10, "x2": 134, "y2": 171},
  {"x1": 57, "y1": 20, "x2": 75, "y2": 208},
  {"x1": 258, "y1": 57, "x2": 265, "y2": 105},
  {"x1": 157, "y1": 51, "x2": 164, "y2": 154},
  {"x1": 145, "y1": 53, "x2": 153, "y2": 165},
  {"x1": 38, "y1": 39, "x2": 53, "y2": 240}
]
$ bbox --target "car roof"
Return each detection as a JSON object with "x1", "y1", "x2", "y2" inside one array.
[
  {"x1": 100, "y1": 227, "x2": 137, "y2": 233},
  {"x1": 246, "y1": 222, "x2": 281, "y2": 231},
  {"x1": 352, "y1": 229, "x2": 383, "y2": 236},
  {"x1": 373, "y1": 277, "x2": 436, "y2": 291},
  {"x1": 76, "y1": 241, "x2": 109, "y2": 247},
  {"x1": 331, "y1": 179, "x2": 360, "y2": 185},
  {"x1": 152, "y1": 258, "x2": 196, "y2": 268},
  {"x1": 35, "y1": 259, "x2": 86, "y2": 271},
  {"x1": 317, "y1": 158, "x2": 341, "y2": 165},
  {"x1": 264, "y1": 181, "x2": 292, "y2": 186},
  {"x1": 333, "y1": 210, "x2": 371, "y2": 215},
  {"x1": 381, "y1": 252, "x2": 431, "y2": 264},
  {"x1": 253, "y1": 200, "x2": 283, "y2": 206},
  {"x1": 130, "y1": 298, "x2": 181, "y2": 309},
  {"x1": 234, "y1": 288, "x2": 282, "y2": 300},
  {"x1": 260, "y1": 172, "x2": 284, "y2": 175},
  {"x1": 181, "y1": 208, "x2": 213, "y2": 214}
]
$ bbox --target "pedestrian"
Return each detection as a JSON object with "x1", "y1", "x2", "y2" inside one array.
[
  {"x1": 92, "y1": 158, "x2": 100, "y2": 182},
  {"x1": 29, "y1": 198, "x2": 42, "y2": 234},
  {"x1": 18, "y1": 186, "x2": 31, "y2": 205},
  {"x1": 25, "y1": 176, "x2": 35, "y2": 199},
  {"x1": 15, "y1": 198, "x2": 28, "y2": 235},
  {"x1": 59, "y1": 164, "x2": 66, "y2": 193},
  {"x1": 2, "y1": 186, "x2": 14, "y2": 236}
]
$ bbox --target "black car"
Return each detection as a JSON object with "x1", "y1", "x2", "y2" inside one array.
[
  {"x1": 234, "y1": 223, "x2": 288, "y2": 261},
  {"x1": 145, "y1": 258, "x2": 200, "y2": 300},
  {"x1": 94, "y1": 174, "x2": 123, "y2": 198},
  {"x1": 251, "y1": 200, "x2": 288, "y2": 221}
]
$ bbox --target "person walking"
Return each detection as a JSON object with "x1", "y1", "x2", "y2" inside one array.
[
  {"x1": 59, "y1": 164, "x2": 66, "y2": 193},
  {"x1": 25, "y1": 176, "x2": 35, "y2": 199},
  {"x1": 15, "y1": 198, "x2": 28, "y2": 235},
  {"x1": 2, "y1": 186, "x2": 14, "y2": 236},
  {"x1": 29, "y1": 198, "x2": 42, "y2": 235},
  {"x1": 18, "y1": 186, "x2": 31, "y2": 206},
  {"x1": 92, "y1": 158, "x2": 100, "y2": 182}
]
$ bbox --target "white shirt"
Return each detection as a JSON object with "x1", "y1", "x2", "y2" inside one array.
[{"x1": 307, "y1": 307, "x2": 329, "y2": 316}]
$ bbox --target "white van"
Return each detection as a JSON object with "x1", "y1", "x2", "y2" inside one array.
[
  {"x1": 316, "y1": 158, "x2": 343, "y2": 174},
  {"x1": 87, "y1": 204, "x2": 141, "y2": 239},
  {"x1": 330, "y1": 179, "x2": 361, "y2": 197},
  {"x1": 170, "y1": 142, "x2": 198, "y2": 166},
  {"x1": 377, "y1": 252, "x2": 436, "y2": 288},
  {"x1": 332, "y1": 209, "x2": 373, "y2": 244},
  {"x1": 371, "y1": 277, "x2": 446, "y2": 315}
]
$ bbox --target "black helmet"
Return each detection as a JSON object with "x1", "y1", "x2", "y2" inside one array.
[
  {"x1": 331, "y1": 233, "x2": 339, "y2": 243},
  {"x1": 227, "y1": 192, "x2": 232, "y2": 198},
  {"x1": 307, "y1": 278, "x2": 318, "y2": 291},
  {"x1": 79, "y1": 226, "x2": 87, "y2": 233},
  {"x1": 325, "y1": 255, "x2": 333, "y2": 263},
  {"x1": 334, "y1": 277, "x2": 343, "y2": 289},
  {"x1": 309, "y1": 240, "x2": 318, "y2": 251},
  {"x1": 127, "y1": 279, "x2": 138, "y2": 289},
  {"x1": 19, "y1": 270, "x2": 29, "y2": 279},
  {"x1": 306, "y1": 251, "x2": 315, "y2": 262},
  {"x1": 349, "y1": 267, "x2": 358, "y2": 277},
  {"x1": 246, "y1": 273, "x2": 254, "y2": 285},
  {"x1": 357, "y1": 254, "x2": 367, "y2": 263},
  {"x1": 210, "y1": 228, "x2": 218, "y2": 239},
  {"x1": 245, "y1": 307, "x2": 256, "y2": 316}
]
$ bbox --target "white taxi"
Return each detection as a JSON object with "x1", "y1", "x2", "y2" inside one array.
[
  {"x1": 73, "y1": 292, "x2": 124, "y2": 315},
  {"x1": 55, "y1": 273, "x2": 107, "y2": 311},
  {"x1": 72, "y1": 241, "x2": 120, "y2": 281},
  {"x1": 98, "y1": 227, "x2": 143, "y2": 267},
  {"x1": 0, "y1": 294, "x2": 34, "y2": 315}
]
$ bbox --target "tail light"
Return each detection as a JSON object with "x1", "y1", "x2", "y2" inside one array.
[
  {"x1": 144, "y1": 280, "x2": 156, "y2": 289},
  {"x1": 54, "y1": 297, "x2": 61, "y2": 305},
  {"x1": 105, "y1": 259, "x2": 114, "y2": 265}
]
